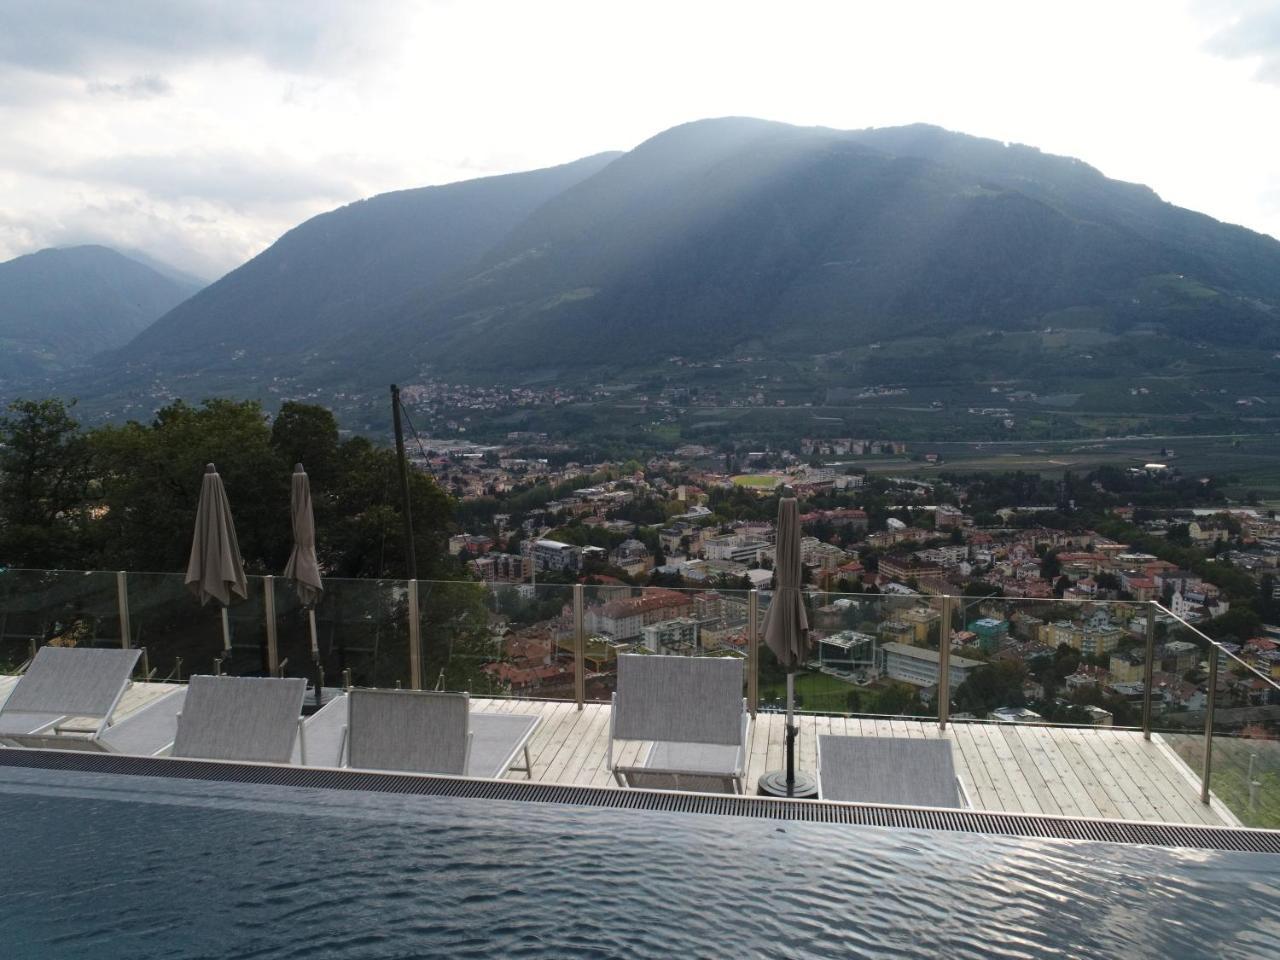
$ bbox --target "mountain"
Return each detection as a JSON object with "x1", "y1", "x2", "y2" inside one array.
[
  {"x1": 354, "y1": 118, "x2": 1280, "y2": 377},
  {"x1": 120, "y1": 151, "x2": 621, "y2": 378},
  {"x1": 76, "y1": 118, "x2": 1280, "y2": 418},
  {"x1": 0, "y1": 245, "x2": 201, "y2": 382}
]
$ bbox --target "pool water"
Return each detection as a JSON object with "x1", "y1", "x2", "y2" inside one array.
[{"x1": 0, "y1": 767, "x2": 1277, "y2": 959}]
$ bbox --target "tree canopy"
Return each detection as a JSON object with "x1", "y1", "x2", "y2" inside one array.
[{"x1": 0, "y1": 397, "x2": 458, "y2": 580}]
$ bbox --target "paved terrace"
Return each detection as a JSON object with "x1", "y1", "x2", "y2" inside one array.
[{"x1": 0, "y1": 677, "x2": 1236, "y2": 827}]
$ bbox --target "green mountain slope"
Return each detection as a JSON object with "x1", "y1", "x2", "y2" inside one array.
[
  {"x1": 0, "y1": 245, "x2": 200, "y2": 381},
  {"x1": 354, "y1": 119, "x2": 1279, "y2": 379},
  {"x1": 120, "y1": 152, "x2": 622, "y2": 375}
]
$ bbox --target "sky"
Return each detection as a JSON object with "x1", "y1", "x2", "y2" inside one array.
[{"x1": 1, "y1": 0, "x2": 1278, "y2": 282}]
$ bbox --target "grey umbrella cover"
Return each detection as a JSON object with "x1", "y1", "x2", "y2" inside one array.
[
  {"x1": 762, "y1": 497, "x2": 810, "y2": 670},
  {"x1": 185, "y1": 463, "x2": 249, "y2": 607},
  {"x1": 284, "y1": 463, "x2": 324, "y2": 607}
]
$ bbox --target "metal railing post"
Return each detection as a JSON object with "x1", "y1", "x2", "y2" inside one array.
[
  {"x1": 116, "y1": 570, "x2": 132, "y2": 649},
  {"x1": 1141, "y1": 600, "x2": 1156, "y2": 740},
  {"x1": 263, "y1": 575, "x2": 280, "y2": 676},
  {"x1": 937, "y1": 595, "x2": 952, "y2": 731},
  {"x1": 407, "y1": 579, "x2": 422, "y2": 690},
  {"x1": 573, "y1": 583, "x2": 585, "y2": 709},
  {"x1": 1201, "y1": 645, "x2": 1219, "y2": 805},
  {"x1": 747, "y1": 589, "x2": 759, "y2": 717}
]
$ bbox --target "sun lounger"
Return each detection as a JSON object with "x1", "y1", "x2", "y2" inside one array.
[
  {"x1": 816, "y1": 734, "x2": 968, "y2": 808},
  {"x1": 0, "y1": 646, "x2": 142, "y2": 747},
  {"x1": 306, "y1": 689, "x2": 539, "y2": 778},
  {"x1": 608, "y1": 654, "x2": 750, "y2": 794},
  {"x1": 170, "y1": 675, "x2": 307, "y2": 764}
]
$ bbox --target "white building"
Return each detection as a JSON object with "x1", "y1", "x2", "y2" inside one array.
[
  {"x1": 641, "y1": 617, "x2": 700, "y2": 654},
  {"x1": 878, "y1": 642, "x2": 983, "y2": 688}
]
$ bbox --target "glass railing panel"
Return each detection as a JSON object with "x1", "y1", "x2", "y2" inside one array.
[
  {"x1": 580, "y1": 583, "x2": 753, "y2": 703},
  {"x1": 125, "y1": 571, "x2": 269, "y2": 681},
  {"x1": 1207, "y1": 645, "x2": 1280, "y2": 829},
  {"x1": 943, "y1": 595, "x2": 1151, "y2": 729},
  {"x1": 757, "y1": 589, "x2": 927, "y2": 717},
  {"x1": 0, "y1": 568, "x2": 123, "y2": 674},
  {"x1": 273, "y1": 576, "x2": 413, "y2": 692},
  {"x1": 421, "y1": 581, "x2": 576, "y2": 700},
  {"x1": 1145, "y1": 612, "x2": 1214, "y2": 800}
]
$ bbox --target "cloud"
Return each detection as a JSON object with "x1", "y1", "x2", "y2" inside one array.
[
  {"x1": 0, "y1": 0, "x2": 415, "y2": 78},
  {"x1": 69, "y1": 152, "x2": 361, "y2": 209},
  {"x1": 86, "y1": 74, "x2": 171, "y2": 99},
  {"x1": 1199, "y1": 1, "x2": 1280, "y2": 85}
]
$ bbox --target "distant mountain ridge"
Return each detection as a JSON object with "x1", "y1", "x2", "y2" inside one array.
[
  {"x1": 362, "y1": 118, "x2": 1280, "y2": 377},
  {"x1": 0, "y1": 245, "x2": 201, "y2": 382},
  {"x1": 122, "y1": 152, "x2": 621, "y2": 375},
  {"x1": 63, "y1": 118, "x2": 1280, "y2": 409}
]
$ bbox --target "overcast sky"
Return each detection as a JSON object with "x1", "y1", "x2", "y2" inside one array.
[{"x1": 1, "y1": 0, "x2": 1278, "y2": 281}]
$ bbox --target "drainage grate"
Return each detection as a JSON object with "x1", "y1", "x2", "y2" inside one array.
[{"x1": 3, "y1": 747, "x2": 1278, "y2": 855}]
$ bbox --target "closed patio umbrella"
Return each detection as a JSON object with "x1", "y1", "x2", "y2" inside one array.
[
  {"x1": 757, "y1": 496, "x2": 818, "y2": 798},
  {"x1": 283, "y1": 463, "x2": 324, "y2": 666},
  {"x1": 185, "y1": 463, "x2": 248, "y2": 659}
]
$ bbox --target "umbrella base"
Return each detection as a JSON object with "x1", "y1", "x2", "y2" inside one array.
[{"x1": 756, "y1": 770, "x2": 818, "y2": 799}]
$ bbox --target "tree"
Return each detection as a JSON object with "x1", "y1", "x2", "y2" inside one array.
[
  {"x1": 0, "y1": 399, "x2": 93, "y2": 568},
  {"x1": 91, "y1": 399, "x2": 290, "y2": 572},
  {"x1": 954, "y1": 660, "x2": 1027, "y2": 716},
  {"x1": 270, "y1": 401, "x2": 341, "y2": 492},
  {"x1": 1040, "y1": 549, "x2": 1061, "y2": 581}
]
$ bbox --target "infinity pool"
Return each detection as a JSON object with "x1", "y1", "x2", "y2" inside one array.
[{"x1": 0, "y1": 767, "x2": 1277, "y2": 959}]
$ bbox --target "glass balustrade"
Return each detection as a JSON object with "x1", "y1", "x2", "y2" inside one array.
[{"x1": 3, "y1": 566, "x2": 1275, "y2": 827}]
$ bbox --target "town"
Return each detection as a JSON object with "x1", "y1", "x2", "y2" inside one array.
[{"x1": 424, "y1": 434, "x2": 1280, "y2": 740}]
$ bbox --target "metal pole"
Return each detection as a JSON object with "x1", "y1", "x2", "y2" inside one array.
[
  {"x1": 1201, "y1": 645, "x2": 1219, "y2": 805},
  {"x1": 264, "y1": 575, "x2": 280, "y2": 676},
  {"x1": 747, "y1": 589, "x2": 759, "y2": 717},
  {"x1": 937, "y1": 595, "x2": 952, "y2": 731},
  {"x1": 308, "y1": 608, "x2": 319, "y2": 660},
  {"x1": 573, "y1": 583, "x2": 585, "y2": 709},
  {"x1": 785, "y1": 671, "x2": 796, "y2": 787},
  {"x1": 390, "y1": 384, "x2": 417, "y2": 580},
  {"x1": 1141, "y1": 601, "x2": 1157, "y2": 740},
  {"x1": 407, "y1": 579, "x2": 422, "y2": 690},
  {"x1": 116, "y1": 570, "x2": 132, "y2": 649}
]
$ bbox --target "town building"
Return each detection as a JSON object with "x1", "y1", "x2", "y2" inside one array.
[
  {"x1": 878, "y1": 642, "x2": 983, "y2": 688},
  {"x1": 641, "y1": 617, "x2": 700, "y2": 654}
]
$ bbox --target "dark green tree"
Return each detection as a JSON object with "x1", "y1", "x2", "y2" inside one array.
[{"x1": 0, "y1": 399, "x2": 93, "y2": 568}]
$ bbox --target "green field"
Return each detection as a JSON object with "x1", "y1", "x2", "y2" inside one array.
[
  {"x1": 757, "y1": 670, "x2": 922, "y2": 716},
  {"x1": 732, "y1": 474, "x2": 779, "y2": 489},
  {"x1": 846, "y1": 433, "x2": 1280, "y2": 498},
  {"x1": 1168, "y1": 733, "x2": 1280, "y2": 829}
]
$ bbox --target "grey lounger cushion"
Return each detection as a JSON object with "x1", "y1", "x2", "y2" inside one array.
[
  {"x1": 347, "y1": 689, "x2": 471, "y2": 775},
  {"x1": 467, "y1": 712, "x2": 539, "y2": 779},
  {"x1": 298, "y1": 694, "x2": 348, "y2": 766},
  {"x1": 610, "y1": 655, "x2": 749, "y2": 793},
  {"x1": 0, "y1": 646, "x2": 141, "y2": 740},
  {"x1": 301, "y1": 693, "x2": 539, "y2": 778},
  {"x1": 96, "y1": 687, "x2": 187, "y2": 756},
  {"x1": 614, "y1": 654, "x2": 744, "y2": 746},
  {"x1": 818, "y1": 734, "x2": 963, "y2": 808},
  {"x1": 172, "y1": 675, "x2": 306, "y2": 763}
]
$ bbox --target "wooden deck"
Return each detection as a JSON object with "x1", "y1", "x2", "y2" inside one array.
[
  {"x1": 471, "y1": 697, "x2": 1239, "y2": 827},
  {"x1": 0, "y1": 677, "x2": 1237, "y2": 826}
]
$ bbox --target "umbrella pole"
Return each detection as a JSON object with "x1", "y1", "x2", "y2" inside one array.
[
  {"x1": 309, "y1": 607, "x2": 322, "y2": 706},
  {"x1": 786, "y1": 671, "x2": 796, "y2": 790},
  {"x1": 221, "y1": 606, "x2": 231, "y2": 653}
]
